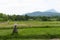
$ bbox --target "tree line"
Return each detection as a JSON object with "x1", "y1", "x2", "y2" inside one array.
[{"x1": 0, "y1": 13, "x2": 60, "y2": 21}]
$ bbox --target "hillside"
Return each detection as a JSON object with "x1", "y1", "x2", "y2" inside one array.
[{"x1": 25, "y1": 9, "x2": 60, "y2": 16}]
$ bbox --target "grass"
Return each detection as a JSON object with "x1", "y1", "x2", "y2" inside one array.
[
  {"x1": 0, "y1": 21, "x2": 60, "y2": 28},
  {"x1": 20, "y1": 28, "x2": 60, "y2": 35},
  {"x1": 0, "y1": 28, "x2": 60, "y2": 39},
  {"x1": 0, "y1": 21, "x2": 60, "y2": 40},
  {"x1": 0, "y1": 28, "x2": 60, "y2": 36}
]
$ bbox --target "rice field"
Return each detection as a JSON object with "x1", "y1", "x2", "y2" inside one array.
[
  {"x1": 0, "y1": 21, "x2": 60, "y2": 40},
  {"x1": 0, "y1": 21, "x2": 60, "y2": 28}
]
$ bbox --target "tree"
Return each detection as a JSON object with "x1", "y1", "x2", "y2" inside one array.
[
  {"x1": 25, "y1": 15, "x2": 29, "y2": 20},
  {"x1": 56, "y1": 16, "x2": 60, "y2": 21},
  {"x1": 40, "y1": 16, "x2": 51, "y2": 21}
]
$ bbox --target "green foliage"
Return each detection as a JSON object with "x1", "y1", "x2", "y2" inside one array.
[
  {"x1": 0, "y1": 28, "x2": 60, "y2": 39},
  {"x1": 0, "y1": 21, "x2": 60, "y2": 39},
  {"x1": 24, "y1": 15, "x2": 29, "y2": 20},
  {"x1": 1, "y1": 13, "x2": 60, "y2": 21},
  {"x1": 40, "y1": 16, "x2": 51, "y2": 21}
]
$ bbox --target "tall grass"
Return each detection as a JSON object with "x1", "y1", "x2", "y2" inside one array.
[
  {"x1": 0, "y1": 28, "x2": 60, "y2": 39},
  {"x1": 0, "y1": 21, "x2": 60, "y2": 39},
  {"x1": 0, "y1": 21, "x2": 60, "y2": 28}
]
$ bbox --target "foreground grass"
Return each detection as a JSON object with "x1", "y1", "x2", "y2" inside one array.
[
  {"x1": 0, "y1": 21, "x2": 60, "y2": 40},
  {"x1": 0, "y1": 28, "x2": 60, "y2": 36},
  {"x1": 0, "y1": 28, "x2": 60, "y2": 39}
]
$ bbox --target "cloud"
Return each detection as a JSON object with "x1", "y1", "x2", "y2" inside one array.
[
  {"x1": 45, "y1": 0, "x2": 60, "y2": 11},
  {"x1": 0, "y1": 0, "x2": 60, "y2": 15}
]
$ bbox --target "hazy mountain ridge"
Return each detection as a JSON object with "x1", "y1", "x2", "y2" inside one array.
[{"x1": 25, "y1": 9, "x2": 60, "y2": 16}]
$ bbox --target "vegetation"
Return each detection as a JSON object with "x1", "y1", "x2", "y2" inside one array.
[
  {"x1": 0, "y1": 21, "x2": 60, "y2": 40},
  {"x1": 0, "y1": 21, "x2": 60, "y2": 28},
  {"x1": 1, "y1": 13, "x2": 60, "y2": 21},
  {"x1": 0, "y1": 28, "x2": 60, "y2": 40},
  {"x1": 0, "y1": 13, "x2": 60, "y2": 40}
]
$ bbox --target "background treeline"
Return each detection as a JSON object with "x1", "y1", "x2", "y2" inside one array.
[{"x1": 0, "y1": 13, "x2": 60, "y2": 21}]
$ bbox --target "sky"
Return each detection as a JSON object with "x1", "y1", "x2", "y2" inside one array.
[{"x1": 0, "y1": 0, "x2": 60, "y2": 15}]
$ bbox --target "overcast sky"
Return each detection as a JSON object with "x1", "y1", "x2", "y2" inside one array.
[{"x1": 0, "y1": 0, "x2": 60, "y2": 15}]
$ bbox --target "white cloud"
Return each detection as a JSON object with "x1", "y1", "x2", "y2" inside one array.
[
  {"x1": 45, "y1": 0, "x2": 60, "y2": 12},
  {"x1": 0, "y1": 0, "x2": 60, "y2": 15}
]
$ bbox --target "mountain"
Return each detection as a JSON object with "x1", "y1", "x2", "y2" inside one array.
[
  {"x1": 45, "y1": 9, "x2": 57, "y2": 13},
  {"x1": 25, "y1": 9, "x2": 60, "y2": 16}
]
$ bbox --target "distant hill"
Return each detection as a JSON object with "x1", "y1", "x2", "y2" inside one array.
[
  {"x1": 25, "y1": 9, "x2": 60, "y2": 16},
  {"x1": 45, "y1": 9, "x2": 58, "y2": 13}
]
